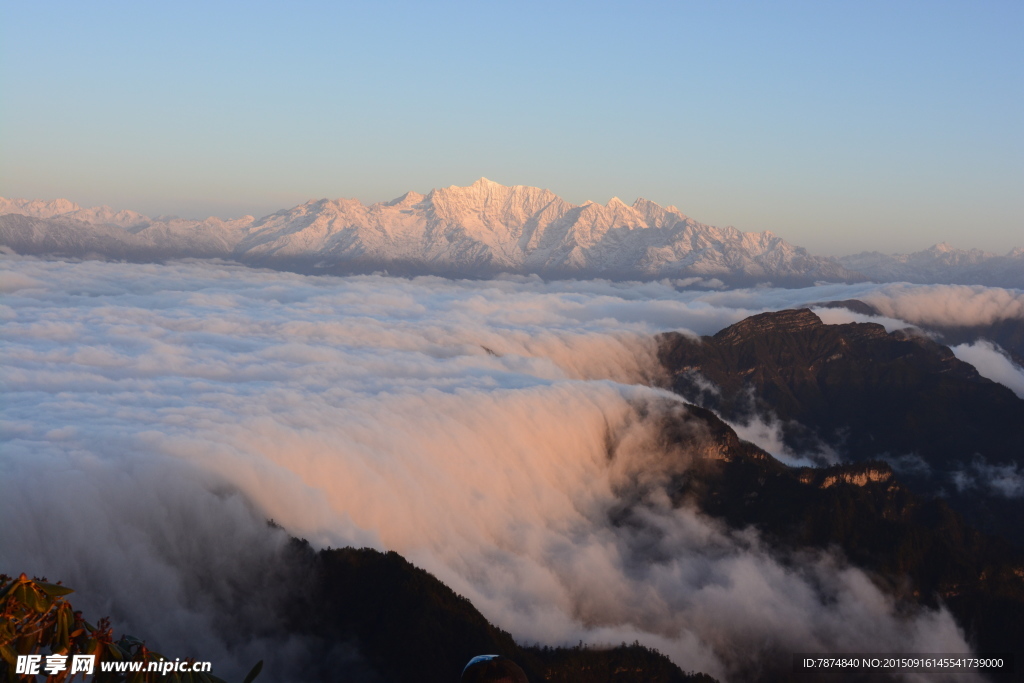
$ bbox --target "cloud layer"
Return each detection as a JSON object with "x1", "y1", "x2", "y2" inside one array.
[
  {"x1": 862, "y1": 283, "x2": 1024, "y2": 327},
  {"x1": 2, "y1": 258, "x2": 1006, "y2": 681},
  {"x1": 951, "y1": 341, "x2": 1024, "y2": 399}
]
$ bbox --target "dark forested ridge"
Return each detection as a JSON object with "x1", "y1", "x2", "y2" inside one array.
[
  {"x1": 624, "y1": 405, "x2": 1024, "y2": 680},
  {"x1": 284, "y1": 545, "x2": 716, "y2": 683},
  {"x1": 816, "y1": 299, "x2": 1024, "y2": 365},
  {"x1": 658, "y1": 308, "x2": 1024, "y2": 541},
  {"x1": 1, "y1": 545, "x2": 715, "y2": 683},
  {"x1": 658, "y1": 309, "x2": 1024, "y2": 466},
  {"x1": 665, "y1": 452, "x2": 1024, "y2": 668},
  {"x1": 653, "y1": 309, "x2": 1024, "y2": 679}
]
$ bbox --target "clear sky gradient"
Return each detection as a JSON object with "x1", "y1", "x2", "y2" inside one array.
[{"x1": 1, "y1": 1, "x2": 1021, "y2": 255}]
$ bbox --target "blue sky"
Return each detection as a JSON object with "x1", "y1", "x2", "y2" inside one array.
[{"x1": 1, "y1": 0, "x2": 1021, "y2": 255}]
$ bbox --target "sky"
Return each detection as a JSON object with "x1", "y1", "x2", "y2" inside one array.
[{"x1": 1, "y1": 0, "x2": 1021, "y2": 256}]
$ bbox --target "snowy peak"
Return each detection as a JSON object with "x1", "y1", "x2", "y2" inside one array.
[
  {"x1": 218, "y1": 180, "x2": 861, "y2": 282},
  {"x1": 427, "y1": 179, "x2": 562, "y2": 224},
  {"x1": 69, "y1": 205, "x2": 150, "y2": 228},
  {"x1": 3, "y1": 182, "x2": 1017, "y2": 286},
  {"x1": 471, "y1": 176, "x2": 501, "y2": 189},
  {"x1": 606, "y1": 196, "x2": 628, "y2": 208},
  {"x1": 0, "y1": 182, "x2": 864, "y2": 284},
  {"x1": 920, "y1": 242, "x2": 993, "y2": 263},
  {"x1": 430, "y1": 178, "x2": 513, "y2": 208},
  {"x1": 386, "y1": 191, "x2": 426, "y2": 207},
  {"x1": 838, "y1": 242, "x2": 1024, "y2": 288},
  {"x1": 0, "y1": 196, "x2": 150, "y2": 228},
  {"x1": 0, "y1": 197, "x2": 83, "y2": 219}
]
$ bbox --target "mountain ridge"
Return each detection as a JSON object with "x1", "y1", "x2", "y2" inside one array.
[
  {"x1": 0, "y1": 180, "x2": 857, "y2": 285},
  {"x1": 3, "y1": 180, "x2": 1021, "y2": 286},
  {"x1": 658, "y1": 308, "x2": 1024, "y2": 541},
  {"x1": 839, "y1": 242, "x2": 1024, "y2": 288}
]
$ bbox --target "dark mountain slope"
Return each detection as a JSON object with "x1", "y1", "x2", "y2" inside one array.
[
  {"x1": 657, "y1": 309, "x2": 1024, "y2": 540},
  {"x1": 279, "y1": 544, "x2": 711, "y2": 683},
  {"x1": 818, "y1": 299, "x2": 1024, "y2": 363},
  {"x1": 667, "y1": 456, "x2": 1024, "y2": 664},
  {"x1": 620, "y1": 404, "x2": 1024, "y2": 680},
  {"x1": 658, "y1": 308, "x2": 1024, "y2": 465}
]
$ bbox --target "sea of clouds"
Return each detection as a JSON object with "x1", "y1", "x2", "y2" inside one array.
[{"x1": 4, "y1": 257, "x2": 1021, "y2": 681}]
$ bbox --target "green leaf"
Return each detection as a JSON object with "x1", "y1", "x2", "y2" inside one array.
[
  {"x1": 24, "y1": 586, "x2": 50, "y2": 613},
  {"x1": 55, "y1": 604, "x2": 73, "y2": 651},
  {"x1": 10, "y1": 584, "x2": 29, "y2": 607},
  {"x1": 16, "y1": 632, "x2": 39, "y2": 655},
  {"x1": 0, "y1": 644, "x2": 18, "y2": 666},
  {"x1": 35, "y1": 582, "x2": 74, "y2": 598},
  {"x1": 0, "y1": 580, "x2": 18, "y2": 602},
  {"x1": 10, "y1": 582, "x2": 47, "y2": 613}
]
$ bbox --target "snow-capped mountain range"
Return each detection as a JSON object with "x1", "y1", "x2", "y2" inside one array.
[
  {"x1": 838, "y1": 243, "x2": 1024, "y2": 288},
  {"x1": 1, "y1": 179, "x2": 1021, "y2": 286}
]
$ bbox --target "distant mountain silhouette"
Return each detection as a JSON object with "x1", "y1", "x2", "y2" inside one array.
[{"x1": 839, "y1": 243, "x2": 1024, "y2": 289}]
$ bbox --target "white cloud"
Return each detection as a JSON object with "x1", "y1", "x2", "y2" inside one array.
[
  {"x1": 952, "y1": 340, "x2": 1024, "y2": 398},
  {"x1": 0, "y1": 269, "x2": 42, "y2": 293},
  {"x1": 951, "y1": 458, "x2": 1024, "y2": 499},
  {"x1": 863, "y1": 283, "x2": 1024, "y2": 327},
  {"x1": 0, "y1": 257, "x2": 996, "y2": 682},
  {"x1": 726, "y1": 412, "x2": 839, "y2": 468}
]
